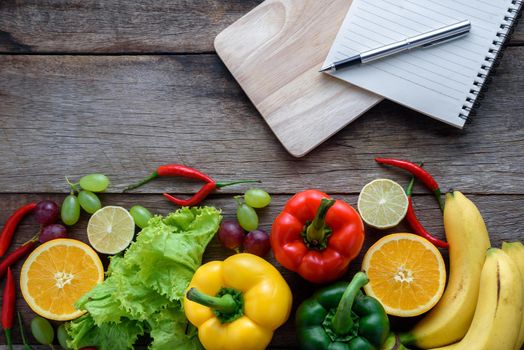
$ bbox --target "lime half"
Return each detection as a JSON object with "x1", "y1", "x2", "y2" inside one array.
[
  {"x1": 357, "y1": 179, "x2": 408, "y2": 229},
  {"x1": 87, "y1": 206, "x2": 135, "y2": 254}
]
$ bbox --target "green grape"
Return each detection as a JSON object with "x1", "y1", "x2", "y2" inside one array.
[
  {"x1": 79, "y1": 173, "x2": 110, "y2": 192},
  {"x1": 57, "y1": 324, "x2": 70, "y2": 349},
  {"x1": 31, "y1": 316, "x2": 54, "y2": 346},
  {"x1": 78, "y1": 190, "x2": 102, "y2": 214},
  {"x1": 244, "y1": 188, "x2": 271, "y2": 208},
  {"x1": 130, "y1": 205, "x2": 153, "y2": 229},
  {"x1": 61, "y1": 194, "x2": 80, "y2": 226},
  {"x1": 237, "y1": 203, "x2": 259, "y2": 232}
]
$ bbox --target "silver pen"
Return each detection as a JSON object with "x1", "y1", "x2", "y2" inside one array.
[{"x1": 320, "y1": 19, "x2": 471, "y2": 72}]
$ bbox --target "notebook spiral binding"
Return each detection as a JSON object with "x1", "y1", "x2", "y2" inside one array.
[{"x1": 459, "y1": 0, "x2": 523, "y2": 122}]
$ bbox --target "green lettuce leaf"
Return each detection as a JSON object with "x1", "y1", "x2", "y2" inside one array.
[
  {"x1": 67, "y1": 206, "x2": 221, "y2": 350},
  {"x1": 148, "y1": 307, "x2": 203, "y2": 350},
  {"x1": 125, "y1": 206, "x2": 222, "y2": 300},
  {"x1": 66, "y1": 314, "x2": 144, "y2": 350},
  {"x1": 74, "y1": 278, "x2": 129, "y2": 325}
]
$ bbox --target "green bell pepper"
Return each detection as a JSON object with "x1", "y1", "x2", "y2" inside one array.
[{"x1": 296, "y1": 272, "x2": 390, "y2": 350}]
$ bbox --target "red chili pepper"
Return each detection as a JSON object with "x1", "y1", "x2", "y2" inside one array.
[
  {"x1": 375, "y1": 157, "x2": 444, "y2": 211},
  {"x1": 405, "y1": 178, "x2": 449, "y2": 249},
  {"x1": 163, "y1": 181, "x2": 217, "y2": 207},
  {"x1": 0, "y1": 239, "x2": 37, "y2": 280},
  {"x1": 2, "y1": 267, "x2": 15, "y2": 350},
  {"x1": 125, "y1": 164, "x2": 259, "y2": 206},
  {"x1": 125, "y1": 164, "x2": 214, "y2": 191},
  {"x1": 0, "y1": 203, "x2": 37, "y2": 257}
]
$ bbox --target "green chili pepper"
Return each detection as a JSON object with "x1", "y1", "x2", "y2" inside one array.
[{"x1": 296, "y1": 272, "x2": 390, "y2": 350}]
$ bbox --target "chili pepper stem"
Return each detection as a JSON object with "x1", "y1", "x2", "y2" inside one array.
[
  {"x1": 123, "y1": 171, "x2": 159, "y2": 192},
  {"x1": 17, "y1": 312, "x2": 33, "y2": 350},
  {"x1": 435, "y1": 188, "x2": 445, "y2": 212},
  {"x1": 305, "y1": 199, "x2": 336, "y2": 245},
  {"x1": 406, "y1": 177, "x2": 415, "y2": 196},
  {"x1": 4, "y1": 329, "x2": 12, "y2": 350},
  {"x1": 186, "y1": 288, "x2": 238, "y2": 314},
  {"x1": 332, "y1": 272, "x2": 369, "y2": 335},
  {"x1": 215, "y1": 180, "x2": 261, "y2": 188}
]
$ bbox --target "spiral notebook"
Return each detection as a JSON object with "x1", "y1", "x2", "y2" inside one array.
[{"x1": 323, "y1": 0, "x2": 523, "y2": 128}]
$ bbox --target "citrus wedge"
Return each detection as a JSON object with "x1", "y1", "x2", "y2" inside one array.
[
  {"x1": 358, "y1": 179, "x2": 408, "y2": 229},
  {"x1": 362, "y1": 233, "x2": 446, "y2": 317},
  {"x1": 87, "y1": 206, "x2": 135, "y2": 254},
  {"x1": 20, "y1": 238, "x2": 104, "y2": 321}
]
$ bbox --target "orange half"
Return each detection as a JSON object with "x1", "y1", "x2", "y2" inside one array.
[
  {"x1": 20, "y1": 238, "x2": 104, "y2": 321},
  {"x1": 362, "y1": 233, "x2": 446, "y2": 317}
]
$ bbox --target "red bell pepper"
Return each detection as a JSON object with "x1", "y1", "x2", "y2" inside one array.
[{"x1": 270, "y1": 190, "x2": 365, "y2": 283}]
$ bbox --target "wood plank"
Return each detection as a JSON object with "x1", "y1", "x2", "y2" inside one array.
[
  {"x1": 0, "y1": 0, "x2": 262, "y2": 54},
  {"x1": 509, "y1": 11, "x2": 524, "y2": 45},
  {"x1": 0, "y1": 0, "x2": 522, "y2": 53},
  {"x1": 0, "y1": 193, "x2": 522, "y2": 348},
  {"x1": 0, "y1": 50, "x2": 523, "y2": 194}
]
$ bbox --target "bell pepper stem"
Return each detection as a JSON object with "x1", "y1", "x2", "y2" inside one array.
[
  {"x1": 332, "y1": 272, "x2": 369, "y2": 335},
  {"x1": 215, "y1": 180, "x2": 261, "y2": 188},
  {"x1": 123, "y1": 171, "x2": 159, "y2": 192},
  {"x1": 306, "y1": 198, "x2": 336, "y2": 244},
  {"x1": 186, "y1": 288, "x2": 238, "y2": 314}
]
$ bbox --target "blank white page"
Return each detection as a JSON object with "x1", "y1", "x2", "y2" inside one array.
[{"x1": 323, "y1": 0, "x2": 515, "y2": 128}]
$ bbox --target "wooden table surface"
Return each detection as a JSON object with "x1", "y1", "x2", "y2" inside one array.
[{"x1": 1, "y1": 1, "x2": 523, "y2": 349}]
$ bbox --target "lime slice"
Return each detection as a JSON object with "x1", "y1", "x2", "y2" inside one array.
[
  {"x1": 87, "y1": 206, "x2": 135, "y2": 254},
  {"x1": 357, "y1": 179, "x2": 408, "y2": 229}
]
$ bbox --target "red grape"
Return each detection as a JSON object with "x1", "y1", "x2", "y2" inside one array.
[
  {"x1": 244, "y1": 230, "x2": 270, "y2": 257},
  {"x1": 218, "y1": 220, "x2": 245, "y2": 251},
  {"x1": 39, "y1": 224, "x2": 67, "y2": 243},
  {"x1": 34, "y1": 200, "x2": 60, "y2": 225}
]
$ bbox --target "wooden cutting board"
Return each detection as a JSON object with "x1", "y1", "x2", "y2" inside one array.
[{"x1": 215, "y1": 0, "x2": 383, "y2": 157}]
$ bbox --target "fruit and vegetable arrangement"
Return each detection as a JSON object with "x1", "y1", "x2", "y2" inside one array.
[{"x1": 0, "y1": 159, "x2": 523, "y2": 350}]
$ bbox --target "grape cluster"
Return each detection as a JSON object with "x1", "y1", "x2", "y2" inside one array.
[
  {"x1": 219, "y1": 188, "x2": 272, "y2": 257},
  {"x1": 61, "y1": 174, "x2": 109, "y2": 226},
  {"x1": 34, "y1": 200, "x2": 67, "y2": 243}
]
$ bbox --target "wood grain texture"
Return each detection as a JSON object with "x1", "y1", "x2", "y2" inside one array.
[
  {"x1": 215, "y1": 0, "x2": 382, "y2": 156},
  {"x1": 0, "y1": 51, "x2": 523, "y2": 194},
  {"x1": 0, "y1": 0, "x2": 522, "y2": 53},
  {"x1": 0, "y1": 193, "x2": 522, "y2": 348},
  {"x1": 0, "y1": 0, "x2": 262, "y2": 53}
]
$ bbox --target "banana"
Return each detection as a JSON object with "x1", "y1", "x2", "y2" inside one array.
[
  {"x1": 502, "y1": 241, "x2": 524, "y2": 350},
  {"x1": 399, "y1": 191, "x2": 491, "y2": 348},
  {"x1": 429, "y1": 248, "x2": 523, "y2": 350}
]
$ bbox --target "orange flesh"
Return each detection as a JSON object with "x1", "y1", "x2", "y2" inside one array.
[
  {"x1": 22, "y1": 240, "x2": 103, "y2": 319},
  {"x1": 364, "y1": 234, "x2": 445, "y2": 316}
]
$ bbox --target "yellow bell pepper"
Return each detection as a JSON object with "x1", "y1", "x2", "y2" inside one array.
[{"x1": 183, "y1": 253, "x2": 292, "y2": 350}]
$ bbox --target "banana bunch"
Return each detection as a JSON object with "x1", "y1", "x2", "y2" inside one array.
[{"x1": 399, "y1": 191, "x2": 524, "y2": 350}]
